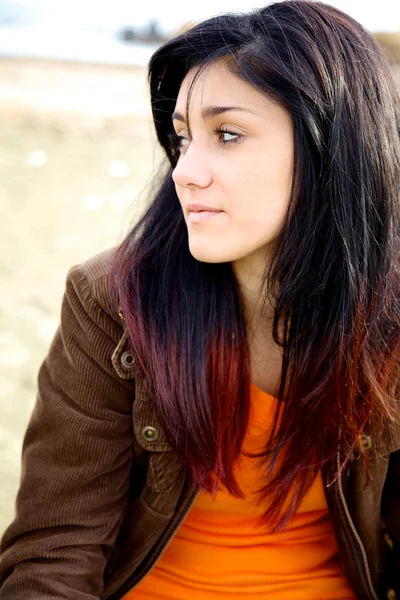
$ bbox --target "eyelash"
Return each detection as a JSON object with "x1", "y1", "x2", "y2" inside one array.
[{"x1": 168, "y1": 127, "x2": 241, "y2": 154}]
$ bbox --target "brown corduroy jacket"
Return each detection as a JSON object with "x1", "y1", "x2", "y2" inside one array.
[{"x1": 1, "y1": 246, "x2": 400, "y2": 600}]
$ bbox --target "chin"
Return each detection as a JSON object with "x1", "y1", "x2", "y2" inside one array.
[
  {"x1": 189, "y1": 251, "x2": 225, "y2": 264},
  {"x1": 188, "y1": 243, "x2": 232, "y2": 264}
]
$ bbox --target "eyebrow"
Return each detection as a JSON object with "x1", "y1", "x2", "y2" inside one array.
[{"x1": 171, "y1": 105, "x2": 256, "y2": 123}]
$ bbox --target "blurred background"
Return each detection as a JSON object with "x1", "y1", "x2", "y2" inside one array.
[{"x1": 1, "y1": 0, "x2": 399, "y2": 533}]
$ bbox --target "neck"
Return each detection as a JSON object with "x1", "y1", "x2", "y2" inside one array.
[{"x1": 231, "y1": 247, "x2": 275, "y2": 337}]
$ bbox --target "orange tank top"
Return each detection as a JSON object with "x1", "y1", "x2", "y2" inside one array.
[{"x1": 123, "y1": 383, "x2": 356, "y2": 599}]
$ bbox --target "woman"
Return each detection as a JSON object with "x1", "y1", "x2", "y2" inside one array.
[{"x1": 1, "y1": 1, "x2": 399, "y2": 599}]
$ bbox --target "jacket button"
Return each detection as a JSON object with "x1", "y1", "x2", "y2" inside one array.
[
  {"x1": 384, "y1": 532, "x2": 394, "y2": 551},
  {"x1": 121, "y1": 351, "x2": 135, "y2": 369},
  {"x1": 360, "y1": 433, "x2": 372, "y2": 451},
  {"x1": 142, "y1": 426, "x2": 158, "y2": 441},
  {"x1": 387, "y1": 588, "x2": 396, "y2": 600}
]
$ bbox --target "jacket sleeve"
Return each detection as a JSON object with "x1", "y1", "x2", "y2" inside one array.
[{"x1": 0, "y1": 263, "x2": 135, "y2": 599}]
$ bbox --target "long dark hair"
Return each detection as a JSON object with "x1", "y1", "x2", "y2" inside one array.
[{"x1": 112, "y1": 0, "x2": 400, "y2": 530}]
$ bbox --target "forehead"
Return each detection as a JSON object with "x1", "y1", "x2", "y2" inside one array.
[{"x1": 175, "y1": 61, "x2": 268, "y2": 113}]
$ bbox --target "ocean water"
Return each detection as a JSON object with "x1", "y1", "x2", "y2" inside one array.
[{"x1": 0, "y1": 23, "x2": 161, "y2": 66}]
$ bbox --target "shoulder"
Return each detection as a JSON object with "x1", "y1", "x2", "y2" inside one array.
[
  {"x1": 64, "y1": 246, "x2": 136, "y2": 379},
  {"x1": 66, "y1": 245, "x2": 122, "y2": 329}
]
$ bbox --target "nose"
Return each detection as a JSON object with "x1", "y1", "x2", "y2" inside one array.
[{"x1": 172, "y1": 143, "x2": 212, "y2": 189}]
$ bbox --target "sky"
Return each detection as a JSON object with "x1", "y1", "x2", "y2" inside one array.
[{"x1": 5, "y1": 0, "x2": 400, "y2": 33}]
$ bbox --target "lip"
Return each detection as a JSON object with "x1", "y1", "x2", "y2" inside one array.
[
  {"x1": 186, "y1": 203, "x2": 224, "y2": 224},
  {"x1": 187, "y1": 203, "x2": 222, "y2": 212},
  {"x1": 188, "y1": 210, "x2": 224, "y2": 223}
]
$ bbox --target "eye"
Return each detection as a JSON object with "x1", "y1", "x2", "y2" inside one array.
[
  {"x1": 213, "y1": 127, "x2": 242, "y2": 145},
  {"x1": 168, "y1": 131, "x2": 190, "y2": 155},
  {"x1": 167, "y1": 127, "x2": 242, "y2": 156}
]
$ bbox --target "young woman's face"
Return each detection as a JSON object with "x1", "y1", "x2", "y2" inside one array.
[{"x1": 172, "y1": 61, "x2": 294, "y2": 266}]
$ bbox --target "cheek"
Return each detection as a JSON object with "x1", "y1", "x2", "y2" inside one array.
[{"x1": 228, "y1": 156, "x2": 292, "y2": 233}]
